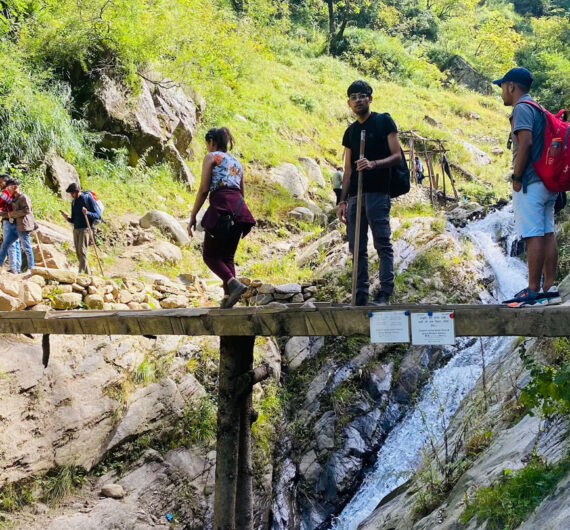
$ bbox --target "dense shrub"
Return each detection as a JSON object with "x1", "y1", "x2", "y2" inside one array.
[
  {"x1": 0, "y1": 46, "x2": 87, "y2": 167},
  {"x1": 334, "y1": 28, "x2": 442, "y2": 87},
  {"x1": 461, "y1": 454, "x2": 570, "y2": 529}
]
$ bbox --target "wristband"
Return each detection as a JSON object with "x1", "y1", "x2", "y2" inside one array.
[{"x1": 511, "y1": 174, "x2": 522, "y2": 183}]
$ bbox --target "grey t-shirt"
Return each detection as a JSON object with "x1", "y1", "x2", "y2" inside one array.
[{"x1": 510, "y1": 94, "x2": 545, "y2": 188}]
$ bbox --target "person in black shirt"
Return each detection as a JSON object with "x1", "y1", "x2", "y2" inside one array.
[{"x1": 337, "y1": 80, "x2": 402, "y2": 305}]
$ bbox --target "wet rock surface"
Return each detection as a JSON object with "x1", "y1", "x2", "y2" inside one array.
[{"x1": 272, "y1": 337, "x2": 446, "y2": 530}]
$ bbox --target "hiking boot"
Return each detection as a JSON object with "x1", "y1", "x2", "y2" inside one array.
[
  {"x1": 355, "y1": 294, "x2": 369, "y2": 306},
  {"x1": 219, "y1": 295, "x2": 230, "y2": 309},
  {"x1": 541, "y1": 286, "x2": 562, "y2": 306},
  {"x1": 225, "y1": 279, "x2": 246, "y2": 308},
  {"x1": 503, "y1": 287, "x2": 541, "y2": 307},
  {"x1": 370, "y1": 292, "x2": 391, "y2": 306}
]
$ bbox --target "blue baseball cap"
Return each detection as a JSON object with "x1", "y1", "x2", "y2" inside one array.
[{"x1": 493, "y1": 67, "x2": 533, "y2": 87}]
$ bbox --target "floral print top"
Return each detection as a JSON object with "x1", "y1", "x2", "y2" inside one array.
[{"x1": 209, "y1": 151, "x2": 243, "y2": 192}]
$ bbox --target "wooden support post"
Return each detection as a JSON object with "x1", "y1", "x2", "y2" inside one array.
[
  {"x1": 42, "y1": 334, "x2": 50, "y2": 368},
  {"x1": 423, "y1": 140, "x2": 433, "y2": 204},
  {"x1": 441, "y1": 158, "x2": 446, "y2": 199},
  {"x1": 427, "y1": 155, "x2": 437, "y2": 189},
  {"x1": 214, "y1": 336, "x2": 255, "y2": 530},
  {"x1": 235, "y1": 391, "x2": 254, "y2": 530}
]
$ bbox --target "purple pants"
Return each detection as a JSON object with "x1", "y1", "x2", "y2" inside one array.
[{"x1": 202, "y1": 225, "x2": 242, "y2": 294}]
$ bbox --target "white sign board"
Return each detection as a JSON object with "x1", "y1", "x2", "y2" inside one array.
[
  {"x1": 411, "y1": 312, "x2": 455, "y2": 345},
  {"x1": 370, "y1": 311, "x2": 410, "y2": 344}
]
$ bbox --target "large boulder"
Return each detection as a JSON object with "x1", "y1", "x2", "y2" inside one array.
[
  {"x1": 289, "y1": 207, "x2": 314, "y2": 223},
  {"x1": 32, "y1": 244, "x2": 68, "y2": 269},
  {"x1": 462, "y1": 141, "x2": 492, "y2": 166},
  {"x1": 106, "y1": 378, "x2": 184, "y2": 451},
  {"x1": 0, "y1": 292, "x2": 25, "y2": 311},
  {"x1": 296, "y1": 230, "x2": 342, "y2": 267},
  {"x1": 445, "y1": 55, "x2": 493, "y2": 95},
  {"x1": 84, "y1": 294, "x2": 104, "y2": 310},
  {"x1": 36, "y1": 220, "x2": 74, "y2": 246},
  {"x1": 447, "y1": 203, "x2": 484, "y2": 228},
  {"x1": 163, "y1": 143, "x2": 195, "y2": 186},
  {"x1": 51, "y1": 292, "x2": 83, "y2": 310},
  {"x1": 151, "y1": 81, "x2": 198, "y2": 157},
  {"x1": 45, "y1": 154, "x2": 81, "y2": 199},
  {"x1": 283, "y1": 336, "x2": 324, "y2": 372},
  {"x1": 122, "y1": 240, "x2": 183, "y2": 264},
  {"x1": 0, "y1": 277, "x2": 20, "y2": 297},
  {"x1": 139, "y1": 210, "x2": 190, "y2": 246},
  {"x1": 270, "y1": 163, "x2": 309, "y2": 198},
  {"x1": 32, "y1": 267, "x2": 77, "y2": 284},
  {"x1": 21, "y1": 282, "x2": 42, "y2": 307},
  {"x1": 298, "y1": 157, "x2": 325, "y2": 186},
  {"x1": 85, "y1": 75, "x2": 198, "y2": 186}
]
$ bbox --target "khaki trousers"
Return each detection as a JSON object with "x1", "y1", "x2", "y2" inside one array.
[{"x1": 73, "y1": 228, "x2": 91, "y2": 275}]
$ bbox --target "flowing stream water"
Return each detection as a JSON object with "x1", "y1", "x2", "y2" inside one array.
[{"x1": 331, "y1": 204, "x2": 525, "y2": 530}]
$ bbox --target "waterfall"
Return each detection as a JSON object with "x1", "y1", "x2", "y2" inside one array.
[{"x1": 330, "y1": 204, "x2": 525, "y2": 530}]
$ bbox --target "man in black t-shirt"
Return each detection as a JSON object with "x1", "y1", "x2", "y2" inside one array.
[{"x1": 337, "y1": 80, "x2": 402, "y2": 305}]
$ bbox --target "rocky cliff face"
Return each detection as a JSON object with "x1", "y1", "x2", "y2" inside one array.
[
  {"x1": 85, "y1": 75, "x2": 199, "y2": 186},
  {"x1": 359, "y1": 334, "x2": 570, "y2": 530},
  {"x1": 270, "y1": 211, "x2": 494, "y2": 529},
  {"x1": 0, "y1": 326, "x2": 283, "y2": 529}
]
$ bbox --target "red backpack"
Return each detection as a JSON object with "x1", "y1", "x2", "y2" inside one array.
[{"x1": 516, "y1": 100, "x2": 570, "y2": 192}]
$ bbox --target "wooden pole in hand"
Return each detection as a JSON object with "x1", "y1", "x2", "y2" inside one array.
[
  {"x1": 351, "y1": 130, "x2": 366, "y2": 306},
  {"x1": 83, "y1": 210, "x2": 104, "y2": 277}
]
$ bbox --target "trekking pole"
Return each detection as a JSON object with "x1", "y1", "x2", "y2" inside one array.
[
  {"x1": 351, "y1": 130, "x2": 366, "y2": 306},
  {"x1": 83, "y1": 210, "x2": 104, "y2": 277},
  {"x1": 34, "y1": 230, "x2": 47, "y2": 268}
]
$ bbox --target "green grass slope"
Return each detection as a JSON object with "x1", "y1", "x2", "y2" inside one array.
[{"x1": 0, "y1": 0, "x2": 518, "y2": 283}]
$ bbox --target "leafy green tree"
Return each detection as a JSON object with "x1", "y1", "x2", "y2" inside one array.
[{"x1": 515, "y1": 16, "x2": 570, "y2": 109}]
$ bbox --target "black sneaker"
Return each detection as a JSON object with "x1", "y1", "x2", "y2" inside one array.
[
  {"x1": 355, "y1": 294, "x2": 369, "y2": 306},
  {"x1": 371, "y1": 292, "x2": 391, "y2": 306}
]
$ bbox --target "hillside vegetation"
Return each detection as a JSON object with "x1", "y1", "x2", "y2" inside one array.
[{"x1": 0, "y1": 0, "x2": 568, "y2": 281}]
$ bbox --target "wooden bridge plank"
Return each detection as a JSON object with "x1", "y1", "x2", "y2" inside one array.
[{"x1": 0, "y1": 304, "x2": 568, "y2": 337}]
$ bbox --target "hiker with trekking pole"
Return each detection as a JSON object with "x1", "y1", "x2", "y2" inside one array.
[
  {"x1": 337, "y1": 80, "x2": 402, "y2": 306},
  {"x1": 60, "y1": 182, "x2": 102, "y2": 276}
]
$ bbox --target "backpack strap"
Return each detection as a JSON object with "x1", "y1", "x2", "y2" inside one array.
[{"x1": 515, "y1": 99, "x2": 544, "y2": 113}]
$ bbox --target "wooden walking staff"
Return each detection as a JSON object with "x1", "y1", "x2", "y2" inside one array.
[
  {"x1": 34, "y1": 231, "x2": 47, "y2": 268},
  {"x1": 83, "y1": 210, "x2": 104, "y2": 277},
  {"x1": 351, "y1": 130, "x2": 366, "y2": 306}
]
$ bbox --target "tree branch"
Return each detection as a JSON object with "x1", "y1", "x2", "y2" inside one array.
[{"x1": 235, "y1": 362, "x2": 273, "y2": 398}]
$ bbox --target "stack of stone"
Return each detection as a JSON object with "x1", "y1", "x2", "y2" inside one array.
[
  {"x1": 0, "y1": 268, "x2": 205, "y2": 311},
  {"x1": 239, "y1": 279, "x2": 323, "y2": 306},
  {"x1": 0, "y1": 275, "x2": 43, "y2": 310}
]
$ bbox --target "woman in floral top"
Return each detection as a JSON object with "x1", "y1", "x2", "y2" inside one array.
[{"x1": 188, "y1": 127, "x2": 255, "y2": 308}]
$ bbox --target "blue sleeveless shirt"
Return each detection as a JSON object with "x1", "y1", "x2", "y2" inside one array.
[{"x1": 210, "y1": 151, "x2": 242, "y2": 192}]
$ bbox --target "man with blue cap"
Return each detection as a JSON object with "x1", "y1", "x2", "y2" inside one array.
[{"x1": 494, "y1": 67, "x2": 561, "y2": 307}]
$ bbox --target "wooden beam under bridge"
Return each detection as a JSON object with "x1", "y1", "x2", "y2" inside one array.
[
  {"x1": 0, "y1": 303, "x2": 569, "y2": 337},
  {"x1": 4, "y1": 302, "x2": 569, "y2": 529}
]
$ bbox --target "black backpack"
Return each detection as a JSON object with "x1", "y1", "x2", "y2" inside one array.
[{"x1": 390, "y1": 147, "x2": 411, "y2": 198}]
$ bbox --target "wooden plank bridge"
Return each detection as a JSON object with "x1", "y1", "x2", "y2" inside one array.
[
  {"x1": 1, "y1": 303, "x2": 569, "y2": 337},
  {"x1": 2, "y1": 303, "x2": 569, "y2": 530}
]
